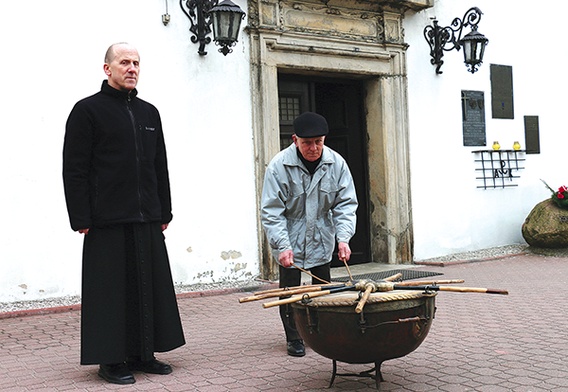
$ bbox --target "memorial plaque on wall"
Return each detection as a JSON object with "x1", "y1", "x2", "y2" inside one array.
[
  {"x1": 462, "y1": 90, "x2": 486, "y2": 146},
  {"x1": 524, "y1": 115, "x2": 540, "y2": 154},
  {"x1": 490, "y1": 64, "x2": 514, "y2": 119}
]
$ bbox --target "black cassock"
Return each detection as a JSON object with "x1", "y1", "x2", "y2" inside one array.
[{"x1": 80, "y1": 222, "x2": 185, "y2": 365}]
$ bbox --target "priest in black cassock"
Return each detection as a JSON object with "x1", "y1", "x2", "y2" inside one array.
[{"x1": 63, "y1": 42, "x2": 185, "y2": 385}]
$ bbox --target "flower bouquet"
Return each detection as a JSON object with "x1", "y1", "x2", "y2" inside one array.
[{"x1": 541, "y1": 180, "x2": 568, "y2": 209}]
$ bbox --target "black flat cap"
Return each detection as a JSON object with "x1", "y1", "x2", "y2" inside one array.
[{"x1": 293, "y1": 112, "x2": 329, "y2": 138}]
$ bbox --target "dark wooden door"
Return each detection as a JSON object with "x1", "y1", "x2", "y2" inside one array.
[{"x1": 277, "y1": 75, "x2": 370, "y2": 266}]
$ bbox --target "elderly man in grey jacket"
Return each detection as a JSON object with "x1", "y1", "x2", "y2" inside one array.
[{"x1": 261, "y1": 111, "x2": 358, "y2": 357}]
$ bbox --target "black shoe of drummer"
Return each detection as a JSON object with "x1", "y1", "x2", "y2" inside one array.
[{"x1": 287, "y1": 340, "x2": 305, "y2": 357}]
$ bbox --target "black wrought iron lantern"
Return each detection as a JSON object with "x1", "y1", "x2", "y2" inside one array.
[
  {"x1": 209, "y1": 0, "x2": 246, "y2": 56},
  {"x1": 460, "y1": 28, "x2": 488, "y2": 74},
  {"x1": 424, "y1": 7, "x2": 489, "y2": 74},
  {"x1": 180, "y1": 0, "x2": 245, "y2": 56}
]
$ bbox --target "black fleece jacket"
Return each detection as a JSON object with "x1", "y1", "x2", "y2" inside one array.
[{"x1": 63, "y1": 81, "x2": 172, "y2": 231}]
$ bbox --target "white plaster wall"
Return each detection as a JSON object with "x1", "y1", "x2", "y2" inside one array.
[
  {"x1": 405, "y1": 0, "x2": 567, "y2": 259},
  {"x1": 0, "y1": 0, "x2": 258, "y2": 302},
  {"x1": 2, "y1": 0, "x2": 567, "y2": 303}
]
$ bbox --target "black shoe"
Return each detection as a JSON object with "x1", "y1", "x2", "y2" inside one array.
[
  {"x1": 127, "y1": 357, "x2": 172, "y2": 375},
  {"x1": 98, "y1": 363, "x2": 135, "y2": 384},
  {"x1": 287, "y1": 340, "x2": 305, "y2": 357}
]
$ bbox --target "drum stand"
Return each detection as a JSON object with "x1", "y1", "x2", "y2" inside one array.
[{"x1": 329, "y1": 359, "x2": 384, "y2": 390}]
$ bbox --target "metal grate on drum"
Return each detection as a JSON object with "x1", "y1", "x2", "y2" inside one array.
[{"x1": 334, "y1": 269, "x2": 443, "y2": 282}]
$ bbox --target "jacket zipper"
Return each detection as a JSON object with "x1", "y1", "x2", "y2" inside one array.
[{"x1": 127, "y1": 95, "x2": 145, "y2": 221}]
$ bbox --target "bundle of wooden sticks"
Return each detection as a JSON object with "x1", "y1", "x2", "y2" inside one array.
[{"x1": 239, "y1": 271, "x2": 508, "y2": 313}]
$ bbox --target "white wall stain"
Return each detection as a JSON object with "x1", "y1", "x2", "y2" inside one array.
[
  {"x1": 195, "y1": 270, "x2": 214, "y2": 280},
  {"x1": 220, "y1": 250, "x2": 242, "y2": 260}
]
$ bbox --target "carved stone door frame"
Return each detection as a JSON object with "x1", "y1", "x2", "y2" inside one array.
[{"x1": 248, "y1": 0, "x2": 422, "y2": 279}]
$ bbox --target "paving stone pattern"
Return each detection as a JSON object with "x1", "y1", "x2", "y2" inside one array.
[{"x1": 1, "y1": 254, "x2": 567, "y2": 391}]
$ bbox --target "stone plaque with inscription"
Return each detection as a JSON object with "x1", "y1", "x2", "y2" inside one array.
[{"x1": 462, "y1": 90, "x2": 486, "y2": 146}]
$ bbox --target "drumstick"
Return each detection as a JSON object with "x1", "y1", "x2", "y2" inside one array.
[
  {"x1": 383, "y1": 272, "x2": 403, "y2": 282},
  {"x1": 355, "y1": 283, "x2": 375, "y2": 314},
  {"x1": 262, "y1": 285, "x2": 358, "y2": 308},
  {"x1": 253, "y1": 283, "x2": 339, "y2": 296},
  {"x1": 262, "y1": 290, "x2": 333, "y2": 308},
  {"x1": 386, "y1": 283, "x2": 508, "y2": 295},
  {"x1": 395, "y1": 279, "x2": 465, "y2": 286},
  {"x1": 239, "y1": 284, "x2": 349, "y2": 303},
  {"x1": 341, "y1": 258, "x2": 354, "y2": 282},
  {"x1": 291, "y1": 262, "x2": 331, "y2": 284},
  {"x1": 428, "y1": 286, "x2": 508, "y2": 295}
]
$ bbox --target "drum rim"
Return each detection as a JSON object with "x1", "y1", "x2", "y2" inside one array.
[{"x1": 292, "y1": 290, "x2": 437, "y2": 307}]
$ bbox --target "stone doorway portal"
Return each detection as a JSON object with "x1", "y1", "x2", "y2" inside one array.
[{"x1": 248, "y1": 0, "x2": 424, "y2": 280}]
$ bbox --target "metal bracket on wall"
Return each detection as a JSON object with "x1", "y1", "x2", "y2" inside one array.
[{"x1": 472, "y1": 150, "x2": 525, "y2": 189}]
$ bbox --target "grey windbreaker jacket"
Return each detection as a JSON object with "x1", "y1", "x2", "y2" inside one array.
[{"x1": 261, "y1": 143, "x2": 358, "y2": 269}]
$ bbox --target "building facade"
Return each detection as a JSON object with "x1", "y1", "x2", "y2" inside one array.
[{"x1": 0, "y1": 0, "x2": 564, "y2": 302}]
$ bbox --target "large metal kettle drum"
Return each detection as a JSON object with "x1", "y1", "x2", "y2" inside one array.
[
  {"x1": 240, "y1": 273, "x2": 507, "y2": 389},
  {"x1": 291, "y1": 290, "x2": 437, "y2": 388}
]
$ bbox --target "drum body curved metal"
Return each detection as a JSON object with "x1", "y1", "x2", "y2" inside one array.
[{"x1": 291, "y1": 290, "x2": 436, "y2": 365}]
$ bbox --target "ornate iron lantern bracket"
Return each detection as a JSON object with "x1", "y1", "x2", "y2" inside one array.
[
  {"x1": 180, "y1": 0, "x2": 245, "y2": 56},
  {"x1": 423, "y1": 7, "x2": 489, "y2": 74},
  {"x1": 180, "y1": 0, "x2": 216, "y2": 55}
]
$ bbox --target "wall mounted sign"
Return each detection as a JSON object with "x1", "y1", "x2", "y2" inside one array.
[
  {"x1": 524, "y1": 115, "x2": 540, "y2": 154},
  {"x1": 490, "y1": 64, "x2": 514, "y2": 119},
  {"x1": 462, "y1": 90, "x2": 486, "y2": 146}
]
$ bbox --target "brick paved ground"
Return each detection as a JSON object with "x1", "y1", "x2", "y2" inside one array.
[{"x1": 1, "y1": 253, "x2": 567, "y2": 391}]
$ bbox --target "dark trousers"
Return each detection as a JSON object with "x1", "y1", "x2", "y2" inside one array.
[{"x1": 278, "y1": 263, "x2": 331, "y2": 342}]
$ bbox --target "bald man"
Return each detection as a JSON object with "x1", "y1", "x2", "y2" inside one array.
[{"x1": 63, "y1": 43, "x2": 185, "y2": 384}]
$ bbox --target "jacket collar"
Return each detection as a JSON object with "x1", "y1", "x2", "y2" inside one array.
[
  {"x1": 283, "y1": 143, "x2": 334, "y2": 168},
  {"x1": 100, "y1": 80, "x2": 138, "y2": 100}
]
